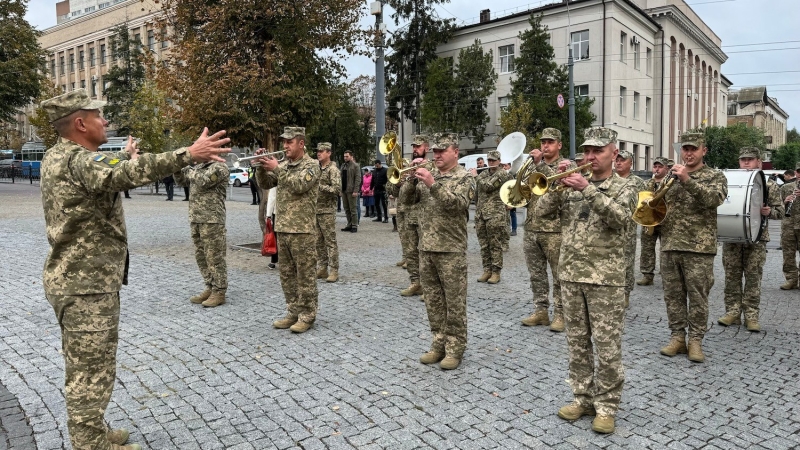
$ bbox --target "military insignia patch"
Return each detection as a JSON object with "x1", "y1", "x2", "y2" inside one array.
[
  {"x1": 211, "y1": 174, "x2": 218, "y2": 181},
  {"x1": 305, "y1": 169, "x2": 315, "y2": 182},
  {"x1": 108, "y1": 159, "x2": 120, "y2": 166},
  {"x1": 93, "y1": 154, "x2": 106, "y2": 162},
  {"x1": 469, "y1": 187, "x2": 475, "y2": 200}
]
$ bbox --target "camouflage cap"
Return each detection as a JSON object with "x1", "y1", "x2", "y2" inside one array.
[
  {"x1": 431, "y1": 133, "x2": 459, "y2": 150},
  {"x1": 581, "y1": 127, "x2": 618, "y2": 147},
  {"x1": 667, "y1": 159, "x2": 676, "y2": 166},
  {"x1": 653, "y1": 156, "x2": 669, "y2": 166},
  {"x1": 738, "y1": 146, "x2": 762, "y2": 159},
  {"x1": 541, "y1": 127, "x2": 562, "y2": 141},
  {"x1": 41, "y1": 88, "x2": 106, "y2": 123},
  {"x1": 412, "y1": 134, "x2": 430, "y2": 146},
  {"x1": 486, "y1": 150, "x2": 501, "y2": 161},
  {"x1": 617, "y1": 150, "x2": 633, "y2": 160},
  {"x1": 680, "y1": 131, "x2": 704, "y2": 148},
  {"x1": 316, "y1": 142, "x2": 332, "y2": 151},
  {"x1": 280, "y1": 126, "x2": 306, "y2": 140},
  {"x1": 573, "y1": 152, "x2": 585, "y2": 162}
]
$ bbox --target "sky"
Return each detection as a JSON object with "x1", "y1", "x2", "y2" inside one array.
[{"x1": 25, "y1": 0, "x2": 800, "y2": 130}]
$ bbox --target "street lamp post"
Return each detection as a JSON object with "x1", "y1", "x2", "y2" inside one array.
[{"x1": 372, "y1": 1, "x2": 386, "y2": 163}]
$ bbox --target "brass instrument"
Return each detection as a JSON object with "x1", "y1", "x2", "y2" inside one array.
[
  {"x1": 230, "y1": 151, "x2": 285, "y2": 168},
  {"x1": 388, "y1": 161, "x2": 433, "y2": 184},
  {"x1": 528, "y1": 163, "x2": 593, "y2": 196},
  {"x1": 632, "y1": 173, "x2": 677, "y2": 230},
  {"x1": 379, "y1": 131, "x2": 408, "y2": 169},
  {"x1": 500, "y1": 158, "x2": 537, "y2": 208}
]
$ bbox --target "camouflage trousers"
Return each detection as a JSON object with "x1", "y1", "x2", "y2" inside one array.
[
  {"x1": 624, "y1": 225, "x2": 638, "y2": 294},
  {"x1": 190, "y1": 223, "x2": 228, "y2": 292},
  {"x1": 561, "y1": 282, "x2": 626, "y2": 417},
  {"x1": 315, "y1": 213, "x2": 339, "y2": 270},
  {"x1": 524, "y1": 230, "x2": 562, "y2": 314},
  {"x1": 661, "y1": 251, "x2": 715, "y2": 340},
  {"x1": 781, "y1": 227, "x2": 800, "y2": 284},
  {"x1": 639, "y1": 227, "x2": 661, "y2": 277},
  {"x1": 46, "y1": 292, "x2": 120, "y2": 450},
  {"x1": 475, "y1": 215, "x2": 506, "y2": 271},
  {"x1": 401, "y1": 219, "x2": 421, "y2": 284},
  {"x1": 420, "y1": 251, "x2": 468, "y2": 358},
  {"x1": 277, "y1": 232, "x2": 319, "y2": 323},
  {"x1": 722, "y1": 242, "x2": 766, "y2": 320}
]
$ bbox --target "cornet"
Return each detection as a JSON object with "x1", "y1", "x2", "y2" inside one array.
[
  {"x1": 229, "y1": 151, "x2": 285, "y2": 168},
  {"x1": 388, "y1": 161, "x2": 433, "y2": 184},
  {"x1": 528, "y1": 163, "x2": 593, "y2": 196}
]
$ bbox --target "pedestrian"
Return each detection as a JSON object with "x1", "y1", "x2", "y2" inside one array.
[
  {"x1": 471, "y1": 149, "x2": 511, "y2": 284},
  {"x1": 124, "y1": 189, "x2": 131, "y2": 198},
  {"x1": 248, "y1": 165, "x2": 261, "y2": 205},
  {"x1": 266, "y1": 187, "x2": 278, "y2": 270},
  {"x1": 340, "y1": 150, "x2": 361, "y2": 233},
  {"x1": 508, "y1": 207, "x2": 517, "y2": 236},
  {"x1": 182, "y1": 180, "x2": 190, "y2": 201},
  {"x1": 163, "y1": 174, "x2": 175, "y2": 201},
  {"x1": 372, "y1": 159, "x2": 389, "y2": 222},
  {"x1": 315, "y1": 142, "x2": 341, "y2": 283},
  {"x1": 361, "y1": 168, "x2": 374, "y2": 218},
  {"x1": 39, "y1": 89, "x2": 229, "y2": 450}
]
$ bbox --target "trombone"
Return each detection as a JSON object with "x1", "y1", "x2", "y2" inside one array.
[
  {"x1": 528, "y1": 163, "x2": 593, "y2": 196},
  {"x1": 230, "y1": 151, "x2": 285, "y2": 168}
]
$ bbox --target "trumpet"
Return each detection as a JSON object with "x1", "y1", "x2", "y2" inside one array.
[
  {"x1": 388, "y1": 161, "x2": 433, "y2": 184},
  {"x1": 528, "y1": 163, "x2": 593, "y2": 196},
  {"x1": 230, "y1": 151, "x2": 285, "y2": 168}
]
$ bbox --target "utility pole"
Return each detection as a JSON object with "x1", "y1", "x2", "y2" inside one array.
[
  {"x1": 567, "y1": 0, "x2": 576, "y2": 159},
  {"x1": 372, "y1": 1, "x2": 386, "y2": 163}
]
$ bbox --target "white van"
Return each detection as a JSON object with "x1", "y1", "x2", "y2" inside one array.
[{"x1": 459, "y1": 154, "x2": 488, "y2": 170}]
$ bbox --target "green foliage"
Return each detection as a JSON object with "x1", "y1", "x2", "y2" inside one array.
[
  {"x1": 499, "y1": 94, "x2": 537, "y2": 152},
  {"x1": 787, "y1": 127, "x2": 799, "y2": 144},
  {"x1": 309, "y1": 86, "x2": 374, "y2": 167},
  {"x1": 0, "y1": 0, "x2": 46, "y2": 123},
  {"x1": 128, "y1": 81, "x2": 172, "y2": 154},
  {"x1": 506, "y1": 14, "x2": 595, "y2": 156},
  {"x1": 772, "y1": 142, "x2": 800, "y2": 170},
  {"x1": 28, "y1": 80, "x2": 64, "y2": 149},
  {"x1": 103, "y1": 22, "x2": 146, "y2": 136},
  {"x1": 702, "y1": 124, "x2": 766, "y2": 169},
  {"x1": 420, "y1": 41, "x2": 497, "y2": 145}
]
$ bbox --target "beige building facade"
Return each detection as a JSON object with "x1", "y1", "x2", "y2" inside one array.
[{"x1": 727, "y1": 86, "x2": 789, "y2": 152}]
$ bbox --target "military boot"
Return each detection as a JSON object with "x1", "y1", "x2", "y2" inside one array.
[
  {"x1": 623, "y1": 293, "x2": 630, "y2": 309},
  {"x1": 745, "y1": 318, "x2": 761, "y2": 332},
  {"x1": 636, "y1": 275, "x2": 654, "y2": 286},
  {"x1": 400, "y1": 283, "x2": 422, "y2": 296},
  {"x1": 660, "y1": 335, "x2": 687, "y2": 357},
  {"x1": 290, "y1": 321, "x2": 313, "y2": 333},
  {"x1": 487, "y1": 272, "x2": 501, "y2": 284},
  {"x1": 402, "y1": 262, "x2": 408, "y2": 269},
  {"x1": 687, "y1": 339, "x2": 705, "y2": 363},
  {"x1": 316, "y1": 267, "x2": 328, "y2": 279},
  {"x1": 273, "y1": 316, "x2": 298, "y2": 329},
  {"x1": 395, "y1": 259, "x2": 406, "y2": 267},
  {"x1": 419, "y1": 351, "x2": 444, "y2": 365},
  {"x1": 107, "y1": 429, "x2": 129, "y2": 445},
  {"x1": 717, "y1": 312, "x2": 741, "y2": 326},
  {"x1": 440, "y1": 356, "x2": 461, "y2": 370},
  {"x1": 189, "y1": 288, "x2": 211, "y2": 304},
  {"x1": 326, "y1": 269, "x2": 339, "y2": 283},
  {"x1": 780, "y1": 280, "x2": 798, "y2": 290},
  {"x1": 549, "y1": 313, "x2": 565, "y2": 332},
  {"x1": 477, "y1": 270, "x2": 492, "y2": 283},
  {"x1": 557, "y1": 402, "x2": 596, "y2": 420},
  {"x1": 111, "y1": 444, "x2": 142, "y2": 450},
  {"x1": 202, "y1": 291, "x2": 226, "y2": 307},
  {"x1": 521, "y1": 310, "x2": 550, "y2": 327},
  {"x1": 592, "y1": 415, "x2": 615, "y2": 434}
]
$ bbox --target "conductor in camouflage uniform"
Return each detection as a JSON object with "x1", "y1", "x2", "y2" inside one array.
[
  {"x1": 637, "y1": 157, "x2": 671, "y2": 286},
  {"x1": 397, "y1": 134, "x2": 431, "y2": 297},
  {"x1": 536, "y1": 127, "x2": 638, "y2": 434},
  {"x1": 471, "y1": 150, "x2": 512, "y2": 284},
  {"x1": 39, "y1": 89, "x2": 230, "y2": 450},
  {"x1": 779, "y1": 162, "x2": 800, "y2": 290},
  {"x1": 521, "y1": 128, "x2": 571, "y2": 332},
  {"x1": 402, "y1": 133, "x2": 475, "y2": 370},
  {"x1": 614, "y1": 149, "x2": 645, "y2": 307},
  {"x1": 718, "y1": 148, "x2": 784, "y2": 331},
  {"x1": 255, "y1": 127, "x2": 321, "y2": 333},
  {"x1": 174, "y1": 161, "x2": 229, "y2": 307},
  {"x1": 658, "y1": 131, "x2": 727, "y2": 363},
  {"x1": 315, "y1": 142, "x2": 342, "y2": 283}
]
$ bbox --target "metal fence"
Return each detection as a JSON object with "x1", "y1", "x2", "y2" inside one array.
[{"x1": 0, "y1": 166, "x2": 40, "y2": 184}]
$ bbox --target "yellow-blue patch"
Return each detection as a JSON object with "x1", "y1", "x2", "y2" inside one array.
[
  {"x1": 93, "y1": 154, "x2": 106, "y2": 162},
  {"x1": 108, "y1": 159, "x2": 120, "y2": 166}
]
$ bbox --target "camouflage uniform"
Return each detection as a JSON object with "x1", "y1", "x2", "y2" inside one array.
[
  {"x1": 397, "y1": 135, "x2": 430, "y2": 287},
  {"x1": 315, "y1": 150, "x2": 341, "y2": 271},
  {"x1": 780, "y1": 170, "x2": 800, "y2": 287},
  {"x1": 536, "y1": 127, "x2": 638, "y2": 417},
  {"x1": 639, "y1": 164, "x2": 668, "y2": 280},
  {"x1": 39, "y1": 90, "x2": 197, "y2": 450},
  {"x1": 618, "y1": 163, "x2": 646, "y2": 296},
  {"x1": 660, "y1": 134, "x2": 728, "y2": 342},
  {"x1": 401, "y1": 134, "x2": 475, "y2": 359},
  {"x1": 723, "y1": 151, "x2": 785, "y2": 322},
  {"x1": 174, "y1": 162, "x2": 229, "y2": 294},
  {"x1": 387, "y1": 181, "x2": 406, "y2": 261},
  {"x1": 474, "y1": 150, "x2": 512, "y2": 274},
  {"x1": 256, "y1": 127, "x2": 321, "y2": 325}
]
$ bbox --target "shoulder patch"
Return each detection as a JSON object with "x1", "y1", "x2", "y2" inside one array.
[
  {"x1": 211, "y1": 174, "x2": 218, "y2": 181},
  {"x1": 93, "y1": 154, "x2": 107, "y2": 162},
  {"x1": 305, "y1": 169, "x2": 314, "y2": 182},
  {"x1": 108, "y1": 159, "x2": 120, "y2": 166}
]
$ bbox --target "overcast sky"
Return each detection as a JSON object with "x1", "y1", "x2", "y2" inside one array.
[{"x1": 26, "y1": 0, "x2": 799, "y2": 129}]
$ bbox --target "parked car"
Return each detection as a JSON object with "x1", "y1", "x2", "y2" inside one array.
[{"x1": 229, "y1": 167, "x2": 250, "y2": 186}]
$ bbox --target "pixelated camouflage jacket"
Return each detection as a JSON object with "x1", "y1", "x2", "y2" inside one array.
[
  {"x1": 400, "y1": 164, "x2": 475, "y2": 253},
  {"x1": 173, "y1": 162, "x2": 228, "y2": 224},
  {"x1": 397, "y1": 160, "x2": 433, "y2": 225},
  {"x1": 41, "y1": 138, "x2": 192, "y2": 295},
  {"x1": 256, "y1": 153, "x2": 320, "y2": 234},
  {"x1": 316, "y1": 161, "x2": 341, "y2": 215},
  {"x1": 525, "y1": 158, "x2": 572, "y2": 233},
  {"x1": 660, "y1": 165, "x2": 727, "y2": 254},
  {"x1": 758, "y1": 180, "x2": 785, "y2": 242},
  {"x1": 536, "y1": 173, "x2": 638, "y2": 286},
  {"x1": 780, "y1": 181, "x2": 799, "y2": 229},
  {"x1": 475, "y1": 166, "x2": 512, "y2": 221}
]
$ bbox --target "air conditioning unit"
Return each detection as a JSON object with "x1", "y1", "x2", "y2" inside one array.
[
  {"x1": 630, "y1": 36, "x2": 640, "y2": 46},
  {"x1": 91, "y1": 75, "x2": 97, "y2": 82}
]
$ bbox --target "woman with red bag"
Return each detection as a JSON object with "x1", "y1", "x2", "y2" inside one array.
[{"x1": 361, "y1": 169, "x2": 375, "y2": 218}]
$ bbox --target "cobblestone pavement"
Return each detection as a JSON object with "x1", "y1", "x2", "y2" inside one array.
[{"x1": 1, "y1": 182, "x2": 799, "y2": 450}]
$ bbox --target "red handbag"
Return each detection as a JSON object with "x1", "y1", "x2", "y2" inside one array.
[{"x1": 261, "y1": 217, "x2": 277, "y2": 256}]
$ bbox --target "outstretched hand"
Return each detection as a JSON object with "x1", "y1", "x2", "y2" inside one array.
[
  {"x1": 187, "y1": 128, "x2": 231, "y2": 163},
  {"x1": 125, "y1": 136, "x2": 140, "y2": 161}
]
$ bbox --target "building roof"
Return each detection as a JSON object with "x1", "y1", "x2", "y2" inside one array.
[{"x1": 729, "y1": 86, "x2": 789, "y2": 119}]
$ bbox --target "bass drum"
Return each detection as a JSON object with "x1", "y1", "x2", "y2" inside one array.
[{"x1": 717, "y1": 169, "x2": 767, "y2": 244}]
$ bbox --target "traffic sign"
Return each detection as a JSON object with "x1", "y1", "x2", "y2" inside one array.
[{"x1": 557, "y1": 94, "x2": 565, "y2": 109}]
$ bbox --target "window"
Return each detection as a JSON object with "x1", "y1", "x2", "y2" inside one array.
[
  {"x1": 61, "y1": 84, "x2": 66, "y2": 92},
  {"x1": 619, "y1": 86, "x2": 627, "y2": 116},
  {"x1": 619, "y1": 141, "x2": 626, "y2": 153},
  {"x1": 148, "y1": 30, "x2": 155, "y2": 51},
  {"x1": 71, "y1": 11, "x2": 80, "y2": 17},
  {"x1": 84, "y1": 6, "x2": 95, "y2": 12},
  {"x1": 69, "y1": 54, "x2": 75, "y2": 72},
  {"x1": 499, "y1": 96, "x2": 510, "y2": 114},
  {"x1": 646, "y1": 48, "x2": 652, "y2": 75},
  {"x1": 134, "y1": 33, "x2": 142, "y2": 50},
  {"x1": 91, "y1": 79, "x2": 96, "y2": 97},
  {"x1": 620, "y1": 32, "x2": 627, "y2": 62},
  {"x1": 645, "y1": 146, "x2": 651, "y2": 168},
  {"x1": 633, "y1": 92, "x2": 640, "y2": 119},
  {"x1": 571, "y1": 30, "x2": 589, "y2": 61},
  {"x1": 646, "y1": 97, "x2": 652, "y2": 123},
  {"x1": 633, "y1": 144, "x2": 639, "y2": 170},
  {"x1": 575, "y1": 84, "x2": 589, "y2": 98},
  {"x1": 50, "y1": 59, "x2": 56, "y2": 76},
  {"x1": 161, "y1": 27, "x2": 169, "y2": 48},
  {"x1": 99, "y1": 2, "x2": 110, "y2": 8},
  {"x1": 633, "y1": 41, "x2": 640, "y2": 70},
  {"x1": 90, "y1": 47, "x2": 96, "y2": 66},
  {"x1": 59, "y1": 55, "x2": 65, "y2": 73},
  {"x1": 79, "y1": 50, "x2": 85, "y2": 70},
  {"x1": 70, "y1": 82, "x2": 75, "y2": 90},
  {"x1": 100, "y1": 44, "x2": 106, "y2": 63},
  {"x1": 499, "y1": 45, "x2": 515, "y2": 73},
  {"x1": 81, "y1": 80, "x2": 86, "y2": 89}
]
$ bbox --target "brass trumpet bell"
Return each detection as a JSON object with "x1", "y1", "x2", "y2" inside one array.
[
  {"x1": 388, "y1": 161, "x2": 430, "y2": 184},
  {"x1": 528, "y1": 163, "x2": 592, "y2": 196},
  {"x1": 500, "y1": 179, "x2": 531, "y2": 208},
  {"x1": 632, "y1": 191, "x2": 667, "y2": 227},
  {"x1": 379, "y1": 131, "x2": 397, "y2": 155}
]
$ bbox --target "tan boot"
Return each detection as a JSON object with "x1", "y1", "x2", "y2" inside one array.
[
  {"x1": 718, "y1": 312, "x2": 741, "y2": 326},
  {"x1": 660, "y1": 335, "x2": 687, "y2": 357},
  {"x1": 400, "y1": 283, "x2": 422, "y2": 296},
  {"x1": 189, "y1": 288, "x2": 211, "y2": 304},
  {"x1": 745, "y1": 318, "x2": 761, "y2": 332},
  {"x1": 521, "y1": 310, "x2": 551, "y2": 326},
  {"x1": 477, "y1": 270, "x2": 492, "y2": 283},
  {"x1": 419, "y1": 351, "x2": 444, "y2": 364},
  {"x1": 592, "y1": 415, "x2": 615, "y2": 434},
  {"x1": 290, "y1": 321, "x2": 313, "y2": 333},
  {"x1": 624, "y1": 293, "x2": 630, "y2": 309},
  {"x1": 557, "y1": 402, "x2": 596, "y2": 420},
  {"x1": 202, "y1": 291, "x2": 226, "y2": 307},
  {"x1": 316, "y1": 268, "x2": 328, "y2": 279},
  {"x1": 687, "y1": 339, "x2": 705, "y2": 363},
  {"x1": 549, "y1": 313, "x2": 565, "y2": 332},
  {"x1": 780, "y1": 280, "x2": 798, "y2": 290},
  {"x1": 487, "y1": 272, "x2": 501, "y2": 284},
  {"x1": 107, "y1": 429, "x2": 129, "y2": 445},
  {"x1": 440, "y1": 356, "x2": 461, "y2": 370},
  {"x1": 396, "y1": 259, "x2": 406, "y2": 267},
  {"x1": 402, "y1": 262, "x2": 407, "y2": 269},
  {"x1": 326, "y1": 269, "x2": 339, "y2": 283},
  {"x1": 111, "y1": 444, "x2": 142, "y2": 450},
  {"x1": 636, "y1": 276, "x2": 654, "y2": 286},
  {"x1": 273, "y1": 316, "x2": 298, "y2": 329}
]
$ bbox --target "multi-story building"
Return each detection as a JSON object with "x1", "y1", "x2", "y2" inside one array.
[
  {"x1": 399, "y1": 0, "x2": 729, "y2": 170},
  {"x1": 727, "y1": 86, "x2": 789, "y2": 152}
]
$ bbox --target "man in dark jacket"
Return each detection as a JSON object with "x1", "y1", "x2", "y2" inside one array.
[
  {"x1": 372, "y1": 159, "x2": 389, "y2": 223},
  {"x1": 340, "y1": 150, "x2": 361, "y2": 232}
]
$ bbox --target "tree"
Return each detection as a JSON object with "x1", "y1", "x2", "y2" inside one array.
[
  {"x1": 384, "y1": 0, "x2": 455, "y2": 132},
  {"x1": 702, "y1": 124, "x2": 766, "y2": 169},
  {"x1": 348, "y1": 75, "x2": 377, "y2": 135},
  {"x1": 787, "y1": 127, "x2": 799, "y2": 144},
  {"x1": 506, "y1": 14, "x2": 595, "y2": 156},
  {"x1": 128, "y1": 81, "x2": 173, "y2": 154},
  {"x1": 310, "y1": 85, "x2": 374, "y2": 166},
  {"x1": 772, "y1": 142, "x2": 800, "y2": 171},
  {"x1": 420, "y1": 40, "x2": 497, "y2": 145},
  {"x1": 0, "y1": 123, "x2": 24, "y2": 151},
  {"x1": 28, "y1": 80, "x2": 64, "y2": 149},
  {"x1": 103, "y1": 22, "x2": 146, "y2": 136},
  {"x1": 157, "y1": 0, "x2": 368, "y2": 150},
  {"x1": 498, "y1": 94, "x2": 537, "y2": 152},
  {"x1": 0, "y1": 0, "x2": 46, "y2": 123}
]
